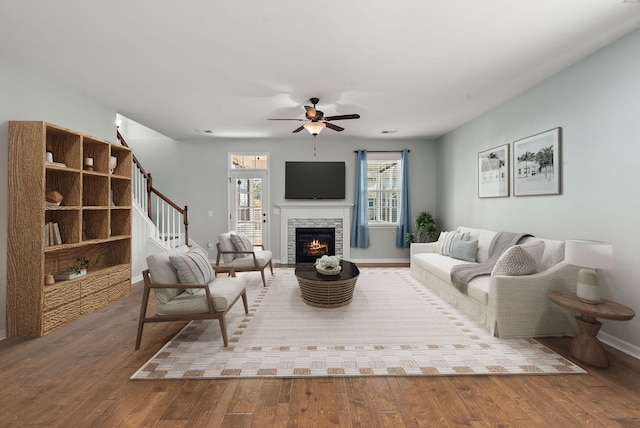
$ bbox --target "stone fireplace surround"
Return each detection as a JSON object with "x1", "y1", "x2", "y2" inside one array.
[{"x1": 277, "y1": 203, "x2": 353, "y2": 264}]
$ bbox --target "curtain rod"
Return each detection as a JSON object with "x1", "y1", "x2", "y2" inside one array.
[{"x1": 353, "y1": 150, "x2": 409, "y2": 153}]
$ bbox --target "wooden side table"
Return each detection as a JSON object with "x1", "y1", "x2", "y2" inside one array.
[{"x1": 549, "y1": 291, "x2": 635, "y2": 368}]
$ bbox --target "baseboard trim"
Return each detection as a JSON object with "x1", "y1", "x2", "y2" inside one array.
[
  {"x1": 0, "y1": 329, "x2": 6, "y2": 341},
  {"x1": 599, "y1": 332, "x2": 640, "y2": 361}
]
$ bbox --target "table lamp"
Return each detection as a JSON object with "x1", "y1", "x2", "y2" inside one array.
[{"x1": 565, "y1": 240, "x2": 614, "y2": 304}]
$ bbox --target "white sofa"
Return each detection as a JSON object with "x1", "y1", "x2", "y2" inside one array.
[{"x1": 410, "y1": 226, "x2": 580, "y2": 338}]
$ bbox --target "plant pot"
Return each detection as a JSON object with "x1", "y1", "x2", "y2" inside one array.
[{"x1": 54, "y1": 269, "x2": 87, "y2": 281}]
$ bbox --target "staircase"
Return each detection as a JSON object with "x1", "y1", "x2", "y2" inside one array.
[{"x1": 117, "y1": 130, "x2": 190, "y2": 251}]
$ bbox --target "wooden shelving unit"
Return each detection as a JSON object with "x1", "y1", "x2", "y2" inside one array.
[{"x1": 7, "y1": 121, "x2": 133, "y2": 337}]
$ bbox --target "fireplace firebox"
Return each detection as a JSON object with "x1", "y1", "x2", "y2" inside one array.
[{"x1": 295, "y1": 227, "x2": 336, "y2": 263}]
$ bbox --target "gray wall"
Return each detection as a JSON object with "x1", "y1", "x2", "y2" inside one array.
[
  {"x1": 436, "y1": 29, "x2": 640, "y2": 351},
  {"x1": 126, "y1": 133, "x2": 438, "y2": 263},
  {"x1": 0, "y1": 54, "x2": 117, "y2": 338}
]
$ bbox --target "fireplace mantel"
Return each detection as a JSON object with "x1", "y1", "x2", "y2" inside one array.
[{"x1": 277, "y1": 203, "x2": 353, "y2": 264}]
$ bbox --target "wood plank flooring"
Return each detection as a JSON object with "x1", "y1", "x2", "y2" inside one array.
[{"x1": 1, "y1": 270, "x2": 639, "y2": 427}]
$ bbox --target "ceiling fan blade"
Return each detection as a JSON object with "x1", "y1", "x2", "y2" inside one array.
[
  {"x1": 292, "y1": 125, "x2": 305, "y2": 133},
  {"x1": 324, "y1": 114, "x2": 360, "y2": 121},
  {"x1": 304, "y1": 105, "x2": 317, "y2": 119},
  {"x1": 268, "y1": 118, "x2": 305, "y2": 121},
  {"x1": 324, "y1": 122, "x2": 344, "y2": 132}
]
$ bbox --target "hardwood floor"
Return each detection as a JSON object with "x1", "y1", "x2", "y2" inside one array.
[{"x1": 1, "y1": 270, "x2": 639, "y2": 427}]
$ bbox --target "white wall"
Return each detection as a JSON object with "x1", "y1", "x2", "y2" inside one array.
[
  {"x1": 126, "y1": 133, "x2": 438, "y2": 264},
  {"x1": 0, "y1": 54, "x2": 117, "y2": 339},
  {"x1": 436, "y1": 29, "x2": 640, "y2": 352}
]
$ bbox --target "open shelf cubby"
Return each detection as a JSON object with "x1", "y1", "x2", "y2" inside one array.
[
  {"x1": 111, "y1": 177, "x2": 132, "y2": 207},
  {"x1": 82, "y1": 174, "x2": 110, "y2": 206},
  {"x1": 82, "y1": 208, "x2": 110, "y2": 241},
  {"x1": 46, "y1": 168, "x2": 81, "y2": 207}
]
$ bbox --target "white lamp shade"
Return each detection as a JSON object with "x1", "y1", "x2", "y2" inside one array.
[
  {"x1": 565, "y1": 240, "x2": 614, "y2": 269},
  {"x1": 303, "y1": 121, "x2": 325, "y2": 136}
]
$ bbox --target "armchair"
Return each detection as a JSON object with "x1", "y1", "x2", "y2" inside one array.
[
  {"x1": 136, "y1": 247, "x2": 248, "y2": 350},
  {"x1": 216, "y1": 231, "x2": 274, "y2": 287}
]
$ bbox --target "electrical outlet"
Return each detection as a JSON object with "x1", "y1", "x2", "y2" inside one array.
[
  {"x1": 207, "y1": 242, "x2": 214, "y2": 249},
  {"x1": 208, "y1": 210, "x2": 213, "y2": 217}
]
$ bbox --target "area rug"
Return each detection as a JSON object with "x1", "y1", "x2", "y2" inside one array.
[{"x1": 131, "y1": 268, "x2": 585, "y2": 379}]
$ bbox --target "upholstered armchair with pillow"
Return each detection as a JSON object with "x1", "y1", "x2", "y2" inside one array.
[
  {"x1": 216, "y1": 231, "x2": 273, "y2": 287},
  {"x1": 136, "y1": 246, "x2": 248, "y2": 350}
]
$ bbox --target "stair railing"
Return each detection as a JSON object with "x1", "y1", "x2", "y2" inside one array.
[{"x1": 117, "y1": 130, "x2": 189, "y2": 248}]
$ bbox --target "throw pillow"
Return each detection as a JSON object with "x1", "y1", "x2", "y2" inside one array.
[
  {"x1": 230, "y1": 233, "x2": 254, "y2": 258},
  {"x1": 169, "y1": 247, "x2": 214, "y2": 294},
  {"x1": 449, "y1": 238, "x2": 479, "y2": 262},
  {"x1": 491, "y1": 240, "x2": 546, "y2": 276},
  {"x1": 437, "y1": 231, "x2": 468, "y2": 256}
]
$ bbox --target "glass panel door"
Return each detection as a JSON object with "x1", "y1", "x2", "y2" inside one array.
[{"x1": 229, "y1": 170, "x2": 268, "y2": 247}]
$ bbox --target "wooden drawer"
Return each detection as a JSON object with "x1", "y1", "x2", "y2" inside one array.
[
  {"x1": 81, "y1": 275, "x2": 109, "y2": 297},
  {"x1": 44, "y1": 300, "x2": 81, "y2": 334},
  {"x1": 109, "y1": 265, "x2": 131, "y2": 286},
  {"x1": 109, "y1": 280, "x2": 130, "y2": 302},
  {"x1": 81, "y1": 288, "x2": 110, "y2": 314},
  {"x1": 44, "y1": 281, "x2": 81, "y2": 311}
]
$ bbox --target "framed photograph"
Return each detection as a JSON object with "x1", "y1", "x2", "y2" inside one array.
[
  {"x1": 513, "y1": 127, "x2": 561, "y2": 196},
  {"x1": 478, "y1": 144, "x2": 509, "y2": 198}
]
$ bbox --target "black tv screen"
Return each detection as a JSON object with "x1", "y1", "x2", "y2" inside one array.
[{"x1": 285, "y1": 161, "x2": 346, "y2": 199}]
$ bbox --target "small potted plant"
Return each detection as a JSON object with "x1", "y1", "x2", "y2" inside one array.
[
  {"x1": 405, "y1": 211, "x2": 439, "y2": 244},
  {"x1": 54, "y1": 251, "x2": 106, "y2": 281}
]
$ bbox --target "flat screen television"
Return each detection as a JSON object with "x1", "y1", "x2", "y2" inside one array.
[{"x1": 285, "y1": 161, "x2": 346, "y2": 199}]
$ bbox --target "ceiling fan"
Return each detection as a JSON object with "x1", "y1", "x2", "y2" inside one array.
[{"x1": 269, "y1": 97, "x2": 360, "y2": 136}]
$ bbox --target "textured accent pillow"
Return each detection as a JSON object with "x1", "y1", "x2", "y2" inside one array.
[
  {"x1": 230, "y1": 233, "x2": 253, "y2": 257},
  {"x1": 169, "y1": 248, "x2": 214, "y2": 293},
  {"x1": 449, "y1": 238, "x2": 479, "y2": 262},
  {"x1": 491, "y1": 240, "x2": 546, "y2": 276}
]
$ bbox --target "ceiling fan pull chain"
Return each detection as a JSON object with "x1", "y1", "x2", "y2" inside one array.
[{"x1": 314, "y1": 137, "x2": 317, "y2": 157}]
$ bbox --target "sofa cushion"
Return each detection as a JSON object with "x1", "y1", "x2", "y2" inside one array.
[
  {"x1": 228, "y1": 249, "x2": 272, "y2": 268},
  {"x1": 520, "y1": 237, "x2": 565, "y2": 272},
  {"x1": 412, "y1": 253, "x2": 474, "y2": 283},
  {"x1": 230, "y1": 232, "x2": 253, "y2": 256},
  {"x1": 450, "y1": 239, "x2": 479, "y2": 262},
  {"x1": 156, "y1": 276, "x2": 247, "y2": 315},
  {"x1": 456, "y1": 227, "x2": 498, "y2": 263},
  {"x1": 467, "y1": 275, "x2": 491, "y2": 305},
  {"x1": 146, "y1": 246, "x2": 190, "y2": 304},
  {"x1": 217, "y1": 232, "x2": 237, "y2": 263},
  {"x1": 491, "y1": 240, "x2": 545, "y2": 276},
  {"x1": 169, "y1": 248, "x2": 215, "y2": 294}
]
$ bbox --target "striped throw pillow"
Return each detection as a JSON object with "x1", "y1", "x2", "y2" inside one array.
[
  {"x1": 169, "y1": 248, "x2": 214, "y2": 293},
  {"x1": 230, "y1": 233, "x2": 253, "y2": 258}
]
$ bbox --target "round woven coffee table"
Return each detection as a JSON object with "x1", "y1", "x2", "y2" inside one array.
[{"x1": 295, "y1": 260, "x2": 360, "y2": 308}]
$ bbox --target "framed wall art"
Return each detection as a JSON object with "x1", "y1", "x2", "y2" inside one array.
[
  {"x1": 478, "y1": 144, "x2": 509, "y2": 198},
  {"x1": 513, "y1": 127, "x2": 561, "y2": 196}
]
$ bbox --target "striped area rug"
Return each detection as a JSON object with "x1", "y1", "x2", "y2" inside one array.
[{"x1": 131, "y1": 267, "x2": 585, "y2": 379}]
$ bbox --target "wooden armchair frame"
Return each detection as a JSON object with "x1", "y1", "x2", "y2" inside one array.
[
  {"x1": 215, "y1": 243, "x2": 273, "y2": 287},
  {"x1": 135, "y1": 268, "x2": 248, "y2": 350}
]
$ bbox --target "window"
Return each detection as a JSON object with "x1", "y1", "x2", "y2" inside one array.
[
  {"x1": 367, "y1": 153, "x2": 401, "y2": 224},
  {"x1": 231, "y1": 154, "x2": 268, "y2": 169}
]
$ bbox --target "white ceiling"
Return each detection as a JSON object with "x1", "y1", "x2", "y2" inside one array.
[{"x1": 2, "y1": 1, "x2": 640, "y2": 141}]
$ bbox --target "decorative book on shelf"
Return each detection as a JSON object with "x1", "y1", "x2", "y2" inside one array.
[{"x1": 44, "y1": 222, "x2": 63, "y2": 246}]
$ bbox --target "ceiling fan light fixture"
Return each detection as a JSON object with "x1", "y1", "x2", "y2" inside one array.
[{"x1": 303, "y1": 121, "x2": 326, "y2": 136}]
